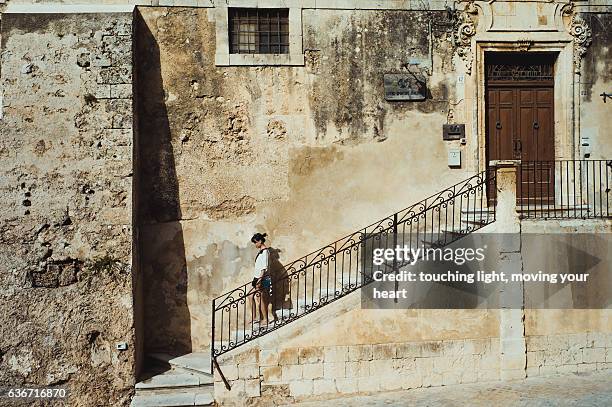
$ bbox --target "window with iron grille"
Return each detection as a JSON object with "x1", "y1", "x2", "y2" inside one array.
[{"x1": 229, "y1": 8, "x2": 289, "y2": 54}]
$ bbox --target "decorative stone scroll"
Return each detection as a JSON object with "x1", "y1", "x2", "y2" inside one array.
[
  {"x1": 569, "y1": 13, "x2": 592, "y2": 73},
  {"x1": 453, "y1": 7, "x2": 477, "y2": 75}
]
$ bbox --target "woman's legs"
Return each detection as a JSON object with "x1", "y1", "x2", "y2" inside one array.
[{"x1": 260, "y1": 287, "x2": 270, "y2": 324}]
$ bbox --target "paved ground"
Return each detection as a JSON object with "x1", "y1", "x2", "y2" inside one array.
[{"x1": 285, "y1": 371, "x2": 612, "y2": 407}]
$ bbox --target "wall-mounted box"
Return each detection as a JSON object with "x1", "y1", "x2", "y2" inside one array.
[
  {"x1": 443, "y1": 124, "x2": 465, "y2": 140},
  {"x1": 384, "y1": 73, "x2": 427, "y2": 101},
  {"x1": 448, "y1": 149, "x2": 461, "y2": 167}
]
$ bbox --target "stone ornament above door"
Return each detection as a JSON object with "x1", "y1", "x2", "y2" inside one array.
[{"x1": 454, "y1": 1, "x2": 592, "y2": 75}]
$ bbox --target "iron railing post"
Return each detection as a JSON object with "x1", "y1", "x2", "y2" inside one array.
[
  {"x1": 393, "y1": 213, "x2": 398, "y2": 303},
  {"x1": 211, "y1": 298, "x2": 215, "y2": 373}
]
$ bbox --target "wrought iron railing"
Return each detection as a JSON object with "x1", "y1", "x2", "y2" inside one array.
[
  {"x1": 518, "y1": 160, "x2": 612, "y2": 219},
  {"x1": 211, "y1": 170, "x2": 497, "y2": 361}
]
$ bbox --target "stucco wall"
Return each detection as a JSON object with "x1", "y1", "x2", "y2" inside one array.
[
  {"x1": 0, "y1": 13, "x2": 135, "y2": 406},
  {"x1": 580, "y1": 13, "x2": 612, "y2": 159},
  {"x1": 135, "y1": 7, "x2": 472, "y2": 353}
]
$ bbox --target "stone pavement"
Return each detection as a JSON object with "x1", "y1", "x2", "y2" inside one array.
[{"x1": 283, "y1": 371, "x2": 612, "y2": 407}]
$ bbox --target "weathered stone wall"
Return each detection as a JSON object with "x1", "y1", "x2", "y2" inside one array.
[
  {"x1": 215, "y1": 338, "x2": 500, "y2": 405},
  {"x1": 525, "y1": 332, "x2": 611, "y2": 377},
  {"x1": 0, "y1": 13, "x2": 135, "y2": 406},
  {"x1": 135, "y1": 6, "x2": 470, "y2": 354},
  {"x1": 580, "y1": 12, "x2": 612, "y2": 159}
]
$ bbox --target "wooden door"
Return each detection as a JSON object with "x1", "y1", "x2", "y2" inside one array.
[{"x1": 485, "y1": 53, "x2": 555, "y2": 204}]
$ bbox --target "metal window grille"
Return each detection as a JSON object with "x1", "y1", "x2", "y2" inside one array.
[
  {"x1": 485, "y1": 52, "x2": 555, "y2": 82},
  {"x1": 229, "y1": 8, "x2": 289, "y2": 54}
]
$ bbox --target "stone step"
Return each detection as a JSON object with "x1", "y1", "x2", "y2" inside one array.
[
  {"x1": 130, "y1": 390, "x2": 214, "y2": 407},
  {"x1": 149, "y1": 353, "x2": 213, "y2": 376},
  {"x1": 136, "y1": 370, "x2": 212, "y2": 390}
]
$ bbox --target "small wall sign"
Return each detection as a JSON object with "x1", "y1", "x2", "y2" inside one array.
[
  {"x1": 443, "y1": 124, "x2": 466, "y2": 140},
  {"x1": 384, "y1": 73, "x2": 427, "y2": 101}
]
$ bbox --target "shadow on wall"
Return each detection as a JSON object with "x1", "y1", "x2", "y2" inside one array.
[{"x1": 134, "y1": 9, "x2": 192, "y2": 364}]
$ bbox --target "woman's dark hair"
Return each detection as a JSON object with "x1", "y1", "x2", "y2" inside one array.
[{"x1": 251, "y1": 232, "x2": 267, "y2": 243}]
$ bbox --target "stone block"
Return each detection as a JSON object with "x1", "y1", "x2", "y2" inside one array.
[
  {"x1": 220, "y1": 364, "x2": 238, "y2": 381},
  {"x1": 392, "y1": 357, "x2": 416, "y2": 372},
  {"x1": 110, "y1": 84, "x2": 132, "y2": 99},
  {"x1": 539, "y1": 365, "x2": 557, "y2": 376},
  {"x1": 476, "y1": 352, "x2": 500, "y2": 370},
  {"x1": 244, "y1": 379, "x2": 261, "y2": 397},
  {"x1": 261, "y1": 366, "x2": 281, "y2": 383},
  {"x1": 260, "y1": 349, "x2": 278, "y2": 366},
  {"x1": 92, "y1": 55, "x2": 112, "y2": 68},
  {"x1": 297, "y1": 362, "x2": 322, "y2": 380},
  {"x1": 397, "y1": 342, "x2": 422, "y2": 358},
  {"x1": 461, "y1": 368, "x2": 477, "y2": 384},
  {"x1": 420, "y1": 341, "x2": 443, "y2": 357},
  {"x1": 372, "y1": 343, "x2": 396, "y2": 359},
  {"x1": 596, "y1": 362, "x2": 612, "y2": 371},
  {"x1": 560, "y1": 348, "x2": 582, "y2": 365},
  {"x1": 238, "y1": 364, "x2": 259, "y2": 380},
  {"x1": 400, "y1": 372, "x2": 422, "y2": 390},
  {"x1": 442, "y1": 370, "x2": 461, "y2": 386},
  {"x1": 345, "y1": 361, "x2": 369, "y2": 378},
  {"x1": 313, "y1": 378, "x2": 337, "y2": 394},
  {"x1": 577, "y1": 363, "x2": 597, "y2": 372},
  {"x1": 97, "y1": 66, "x2": 131, "y2": 84},
  {"x1": 299, "y1": 347, "x2": 324, "y2": 364},
  {"x1": 229, "y1": 379, "x2": 246, "y2": 393},
  {"x1": 282, "y1": 364, "x2": 303, "y2": 381},
  {"x1": 587, "y1": 332, "x2": 611, "y2": 348},
  {"x1": 442, "y1": 340, "x2": 465, "y2": 356},
  {"x1": 500, "y1": 368, "x2": 526, "y2": 381},
  {"x1": 583, "y1": 347, "x2": 606, "y2": 364},
  {"x1": 526, "y1": 335, "x2": 548, "y2": 352},
  {"x1": 526, "y1": 366, "x2": 540, "y2": 377},
  {"x1": 278, "y1": 348, "x2": 299, "y2": 365},
  {"x1": 289, "y1": 380, "x2": 313, "y2": 397},
  {"x1": 369, "y1": 359, "x2": 395, "y2": 377},
  {"x1": 556, "y1": 364, "x2": 578, "y2": 374},
  {"x1": 323, "y1": 362, "x2": 345, "y2": 379},
  {"x1": 234, "y1": 348, "x2": 259, "y2": 365},
  {"x1": 93, "y1": 85, "x2": 111, "y2": 99},
  {"x1": 607, "y1": 349, "x2": 612, "y2": 363},
  {"x1": 462, "y1": 340, "x2": 476, "y2": 356},
  {"x1": 433, "y1": 356, "x2": 459, "y2": 373},
  {"x1": 357, "y1": 376, "x2": 380, "y2": 393},
  {"x1": 477, "y1": 369, "x2": 499, "y2": 382},
  {"x1": 421, "y1": 371, "x2": 443, "y2": 387},
  {"x1": 416, "y1": 357, "x2": 433, "y2": 374},
  {"x1": 348, "y1": 345, "x2": 372, "y2": 361},
  {"x1": 547, "y1": 335, "x2": 569, "y2": 351},
  {"x1": 335, "y1": 377, "x2": 358, "y2": 394},
  {"x1": 324, "y1": 346, "x2": 348, "y2": 362},
  {"x1": 472, "y1": 338, "x2": 491, "y2": 355},
  {"x1": 566, "y1": 333, "x2": 588, "y2": 349},
  {"x1": 379, "y1": 376, "x2": 403, "y2": 391},
  {"x1": 526, "y1": 351, "x2": 543, "y2": 368}
]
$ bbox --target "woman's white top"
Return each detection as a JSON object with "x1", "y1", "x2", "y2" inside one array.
[{"x1": 254, "y1": 248, "x2": 269, "y2": 279}]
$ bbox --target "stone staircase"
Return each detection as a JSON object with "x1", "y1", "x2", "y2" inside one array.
[{"x1": 131, "y1": 353, "x2": 214, "y2": 407}]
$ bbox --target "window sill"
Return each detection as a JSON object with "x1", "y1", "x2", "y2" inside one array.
[{"x1": 215, "y1": 53, "x2": 305, "y2": 66}]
